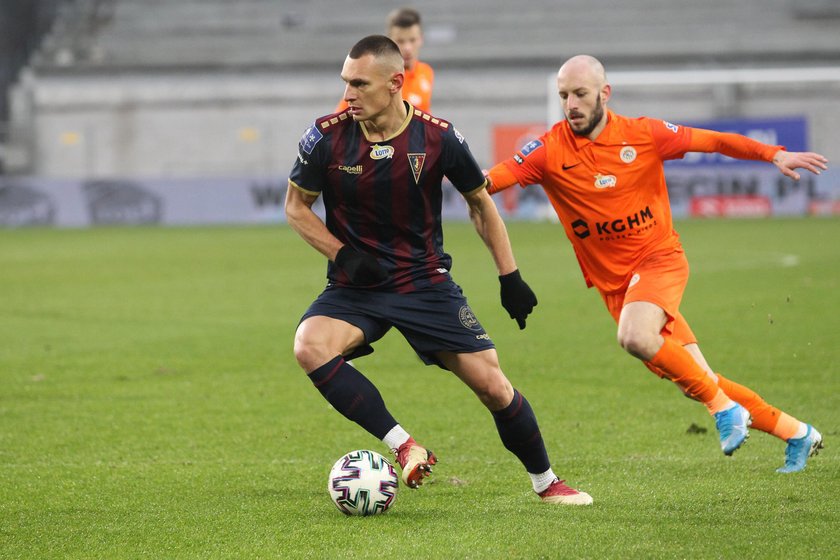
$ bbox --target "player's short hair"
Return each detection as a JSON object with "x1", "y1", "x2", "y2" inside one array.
[
  {"x1": 349, "y1": 35, "x2": 402, "y2": 61},
  {"x1": 387, "y1": 7, "x2": 422, "y2": 29}
]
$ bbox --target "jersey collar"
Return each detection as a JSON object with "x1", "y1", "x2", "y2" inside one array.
[{"x1": 359, "y1": 101, "x2": 414, "y2": 143}]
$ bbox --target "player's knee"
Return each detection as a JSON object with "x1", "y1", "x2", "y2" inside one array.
[
  {"x1": 475, "y1": 373, "x2": 514, "y2": 410},
  {"x1": 293, "y1": 330, "x2": 332, "y2": 373},
  {"x1": 617, "y1": 330, "x2": 657, "y2": 361}
]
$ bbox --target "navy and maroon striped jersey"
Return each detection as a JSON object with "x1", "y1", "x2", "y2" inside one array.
[{"x1": 289, "y1": 102, "x2": 487, "y2": 292}]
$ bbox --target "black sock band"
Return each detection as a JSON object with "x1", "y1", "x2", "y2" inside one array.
[
  {"x1": 307, "y1": 356, "x2": 397, "y2": 440},
  {"x1": 491, "y1": 389, "x2": 551, "y2": 474}
]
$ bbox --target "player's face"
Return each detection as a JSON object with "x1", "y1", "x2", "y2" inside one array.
[
  {"x1": 389, "y1": 25, "x2": 423, "y2": 70},
  {"x1": 557, "y1": 73, "x2": 609, "y2": 138},
  {"x1": 341, "y1": 54, "x2": 399, "y2": 122}
]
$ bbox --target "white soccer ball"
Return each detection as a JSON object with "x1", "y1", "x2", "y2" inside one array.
[{"x1": 327, "y1": 449, "x2": 399, "y2": 516}]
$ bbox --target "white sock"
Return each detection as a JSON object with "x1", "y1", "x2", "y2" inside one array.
[
  {"x1": 529, "y1": 468, "x2": 558, "y2": 493},
  {"x1": 382, "y1": 425, "x2": 411, "y2": 452},
  {"x1": 791, "y1": 422, "x2": 808, "y2": 440}
]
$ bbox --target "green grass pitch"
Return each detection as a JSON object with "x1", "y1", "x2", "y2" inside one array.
[{"x1": 1, "y1": 218, "x2": 838, "y2": 559}]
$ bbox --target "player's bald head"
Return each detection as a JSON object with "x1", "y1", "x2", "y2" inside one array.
[
  {"x1": 557, "y1": 55, "x2": 607, "y2": 89},
  {"x1": 348, "y1": 34, "x2": 404, "y2": 76}
]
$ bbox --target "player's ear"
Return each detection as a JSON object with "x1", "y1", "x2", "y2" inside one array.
[
  {"x1": 390, "y1": 72, "x2": 405, "y2": 93},
  {"x1": 601, "y1": 84, "x2": 612, "y2": 104}
]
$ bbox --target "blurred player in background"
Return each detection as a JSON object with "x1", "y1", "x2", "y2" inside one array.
[
  {"x1": 287, "y1": 35, "x2": 592, "y2": 505},
  {"x1": 487, "y1": 54, "x2": 828, "y2": 473},
  {"x1": 335, "y1": 7, "x2": 433, "y2": 112}
]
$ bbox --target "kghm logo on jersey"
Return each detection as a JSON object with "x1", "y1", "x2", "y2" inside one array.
[
  {"x1": 370, "y1": 144, "x2": 395, "y2": 160},
  {"x1": 407, "y1": 153, "x2": 426, "y2": 184},
  {"x1": 620, "y1": 146, "x2": 637, "y2": 163},
  {"x1": 594, "y1": 174, "x2": 617, "y2": 189},
  {"x1": 571, "y1": 206, "x2": 656, "y2": 240}
]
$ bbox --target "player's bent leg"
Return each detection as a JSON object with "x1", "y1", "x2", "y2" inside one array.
[
  {"x1": 437, "y1": 348, "x2": 514, "y2": 410},
  {"x1": 438, "y1": 349, "x2": 593, "y2": 505},
  {"x1": 616, "y1": 301, "x2": 669, "y2": 361},
  {"x1": 294, "y1": 315, "x2": 366, "y2": 372}
]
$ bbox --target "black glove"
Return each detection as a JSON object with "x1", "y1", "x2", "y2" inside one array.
[
  {"x1": 334, "y1": 246, "x2": 388, "y2": 286},
  {"x1": 499, "y1": 269, "x2": 538, "y2": 330}
]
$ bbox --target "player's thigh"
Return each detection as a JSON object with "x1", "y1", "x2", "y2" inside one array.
[
  {"x1": 617, "y1": 301, "x2": 668, "y2": 342},
  {"x1": 294, "y1": 315, "x2": 367, "y2": 370},
  {"x1": 436, "y1": 349, "x2": 514, "y2": 411}
]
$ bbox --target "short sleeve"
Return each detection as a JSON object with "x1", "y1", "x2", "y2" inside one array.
[
  {"x1": 502, "y1": 136, "x2": 548, "y2": 187},
  {"x1": 441, "y1": 126, "x2": 486, "y2": 193},
  {"x1": 288, "y1": 123, "x2": 328, "y2": 195}
]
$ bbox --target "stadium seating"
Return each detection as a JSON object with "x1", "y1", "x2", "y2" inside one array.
[{"x1": 32, "y1": 0, "x2": 840, "y2": 71}]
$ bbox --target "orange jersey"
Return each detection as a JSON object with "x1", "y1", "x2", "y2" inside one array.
[
  {"x1": 336, "y1": 61, "x2": 434, "y2": 113},
  {"x1": 488, "y1": 110, "x2": 781, "y2": 292}
]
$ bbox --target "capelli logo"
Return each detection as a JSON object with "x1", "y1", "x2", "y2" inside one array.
[{"x1": 338, "y1": 164, "x2": 363, "y2": 174}]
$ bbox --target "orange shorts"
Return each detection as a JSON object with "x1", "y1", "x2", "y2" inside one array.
[{"x1": 598, "y1": 249, "x2": 697, "y2": 346}]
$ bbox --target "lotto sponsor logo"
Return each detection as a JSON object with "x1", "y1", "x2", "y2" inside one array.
[{"x1": 370, "y1": 144, "x2": 395, "y2": 160}]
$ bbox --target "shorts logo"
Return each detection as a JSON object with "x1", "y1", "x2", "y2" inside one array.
[
  {"x1": 408, "y1": 153, "x2": 426, "y2": 183},
  {"x1": 519, "y1": 139, "x2": 543, "y2": 157},
  {"x1": 370, "y1": 144, "x2": 395, "y2": 160},
  {"x1": 594, "y1": 174, "x2": 617, "y2": 189},
  {"x1": 459, "y1": 305, "x2": 480, "y2": 330},
  {"x1": 620, "y1": 146, "x2": 637, "y2": 163},
  {"x1": 629, "y1": 273, "x2": 641, "y2": 287}
]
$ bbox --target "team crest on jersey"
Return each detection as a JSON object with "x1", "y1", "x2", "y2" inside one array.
[
  {"x1": 594, "y1": 174, "x2": 617, "y2": 189},
  {"x1": 664, "y1": 121, "x2": 680, "y2": 133},
  {"x1": 300, "y1": 125, "x2": 323, "y2": 154},
  {"x1": 519, "y1": 139, "x2": 543, "y2": 157},
  {"x1": 407, "y1": 153, "x2": 426, "y2": 183},
  {"x1": 370, "y1": 144, "x2": 395, "y2": 160},
  {"x1": 620, "y1": 146, "x2": 637, "y2": 163}
]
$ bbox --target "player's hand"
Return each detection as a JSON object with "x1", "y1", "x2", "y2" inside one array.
[
  {"x1": 499, "y1": 269, "x2": 538, "y2": 330},
  {"x1": 772, "y1": 150, "x2": 829, "y2": 181},
  {"x1": 334, "y1": 246, "x2": 388, "y2": 286}
]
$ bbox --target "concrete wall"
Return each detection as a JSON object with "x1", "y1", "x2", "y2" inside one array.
[{"x1": 12, "y1": 65, "x2": 840, "y2": 179}]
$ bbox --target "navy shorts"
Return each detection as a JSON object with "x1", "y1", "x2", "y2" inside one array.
[{"x1": 300, "y1": 280, "x2": 495, "y2": 369}]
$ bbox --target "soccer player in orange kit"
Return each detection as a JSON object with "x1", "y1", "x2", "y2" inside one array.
[
  {"x1": 335, "y1": 7, "x2": 434, "y2": 113},
  {"x1": 487, "y1": 54, "x2": 828, "y2": 473}
]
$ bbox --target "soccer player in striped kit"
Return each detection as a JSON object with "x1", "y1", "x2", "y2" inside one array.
[{"x1": 286, "y1": 35, "x2": 592, "y2": 504}]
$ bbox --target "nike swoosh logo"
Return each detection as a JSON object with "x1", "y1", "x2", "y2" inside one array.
[{"x1": 562, "y1": 163, "x2": 580, "y2": 170}]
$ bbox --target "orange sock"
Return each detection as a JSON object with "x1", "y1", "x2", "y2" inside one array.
[
  {"x1": 648, "y1": 338, "x2": 733, "y2": 413},
  {"x1": 715, "y1": 373, "x2": 801, "y2": 440}
]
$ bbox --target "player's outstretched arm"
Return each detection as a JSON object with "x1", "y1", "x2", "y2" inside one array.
[{"x1": 772, "y1": 150, "x2": 829, "y2": 181}]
